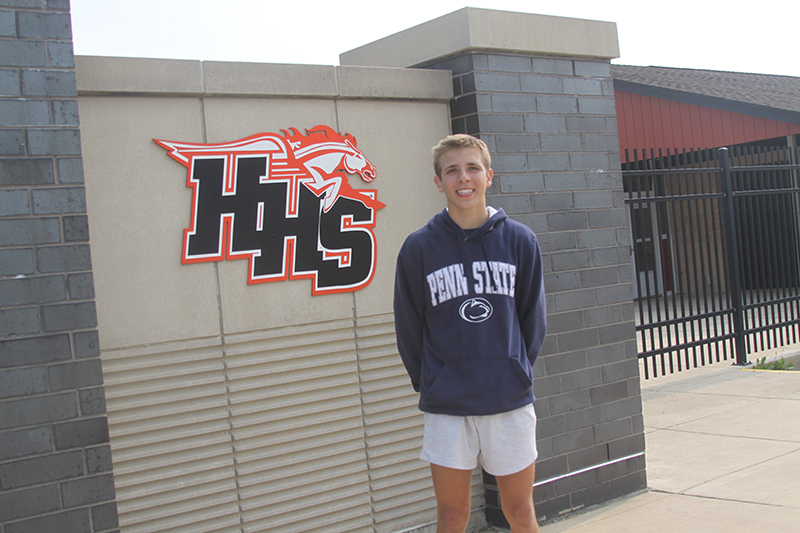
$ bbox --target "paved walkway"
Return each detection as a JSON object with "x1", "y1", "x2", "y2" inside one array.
[{"x1": 536, "y1": 363, "x2": 800, "y2": 532}]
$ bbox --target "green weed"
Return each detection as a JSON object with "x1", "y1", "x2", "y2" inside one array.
[{"x1": 753, "y1": 356, "x2": 796, "y2": 370}]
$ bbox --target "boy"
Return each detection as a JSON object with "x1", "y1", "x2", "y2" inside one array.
[{"x1": 393, "y1": 134, "x2": 546, "y2": 533}]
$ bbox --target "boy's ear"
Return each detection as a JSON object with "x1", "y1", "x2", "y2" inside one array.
[
  {"x1": 486, "y1": 168, "x2": 493, "y2": 188},
  {"x1": 433, "y1": 174, "x2": 444, "y2": 192}
]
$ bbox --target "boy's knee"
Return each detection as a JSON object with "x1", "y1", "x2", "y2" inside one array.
[
  {"x1": 438, "y1": 507, "x2": 470, "y2": 532},
  {"x1": 504, "y1": 500, "x2": 536, "y2": 526}
]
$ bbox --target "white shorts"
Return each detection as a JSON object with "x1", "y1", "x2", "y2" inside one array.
[{"x1": 420, "y1": 403, "x2": 538, "y2": 476}]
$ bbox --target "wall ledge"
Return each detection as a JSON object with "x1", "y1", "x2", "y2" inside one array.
[{"x1": 75, "y1": 56, "x2": 452, "y2": 101}]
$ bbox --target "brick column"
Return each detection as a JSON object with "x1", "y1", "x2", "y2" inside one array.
[
  {"x1": 0, "y1": 2, "x2": 119, "y2": 531},
  {"x1": 427, "y1": 50, "x2": 645, "y2": 525}
]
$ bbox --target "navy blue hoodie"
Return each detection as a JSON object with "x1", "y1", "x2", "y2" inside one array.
[{"x1": 393, "y1": 207, "x2": 546, "y2": 416}]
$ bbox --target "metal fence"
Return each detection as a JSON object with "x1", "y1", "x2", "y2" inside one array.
[{"x1": 623, "y1": 143, "x2": 800, "y2": 378}]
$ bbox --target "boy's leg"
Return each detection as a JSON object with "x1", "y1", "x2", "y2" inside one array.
[
  {"x1": 495, "y1": 462, "x2": 539, "y2": 533},
  {"x1": 430, "y1": 463, "x2": 473, "y2": 533}
]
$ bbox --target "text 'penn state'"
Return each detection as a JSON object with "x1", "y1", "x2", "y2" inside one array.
[{"x1": 427, "y1": 261, "x2": 517, "y2": 306}]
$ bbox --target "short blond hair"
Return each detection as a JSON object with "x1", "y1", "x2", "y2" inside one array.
[{"x1": 431, "y1": 134, "x2": 492, "y2": 177}]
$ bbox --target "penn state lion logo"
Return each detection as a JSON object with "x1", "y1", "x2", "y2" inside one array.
[
  {"x1": 459, "y1": 298, "x2": 493, "y2": 323},
  {"x1": 154, "y1": 126, "x2": 384, "y2": 295}
]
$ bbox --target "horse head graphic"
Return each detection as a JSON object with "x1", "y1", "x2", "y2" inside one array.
[{"x1": 283, "y1": 125, "x2": 383, "y2": 212}]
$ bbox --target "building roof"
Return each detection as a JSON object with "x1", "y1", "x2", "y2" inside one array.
[{"x1": 612, "y1": 65, "x2": 800, "y2": 122}]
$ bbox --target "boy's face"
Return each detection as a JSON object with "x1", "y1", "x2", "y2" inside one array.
[{"x1": 434, "y1": 147, "x2": 493, "y2": 226}]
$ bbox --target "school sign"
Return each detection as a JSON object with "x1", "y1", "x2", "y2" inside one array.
[{"x1": 156, "y1": 126, "x2": 383, "y2": 294}]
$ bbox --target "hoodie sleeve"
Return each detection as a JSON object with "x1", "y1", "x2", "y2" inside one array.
[
  {"x1": 393, "y1": 239, "x2": 425, "y2": 392},
  {"x1": 516, "y1": 233, "x2": 547, "y2": 366}
]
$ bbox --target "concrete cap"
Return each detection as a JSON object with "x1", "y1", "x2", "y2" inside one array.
[
  {"x1": 75, "y1": 56, "x2": 452, "y2": 101},
  {"x1": 75, "y1": 56, "x2": 204, "y2": 95},
  {"x1": 340, "y1": 7, "x2": 620, "y2": 68}
]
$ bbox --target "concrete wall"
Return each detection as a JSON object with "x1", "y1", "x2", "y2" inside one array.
[
  {"x1": 0, "y1": 1, "x2": 119, "y2": 532},
  {"x1": 344, "y1": 7, "x2": 645, "y2": 525},
  {"x1": 75, "y1": 57, "x2": 467, "y2": 532}
]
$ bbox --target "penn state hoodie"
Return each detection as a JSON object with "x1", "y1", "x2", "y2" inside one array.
[{"x1": 393, "y1": 207, "x2": 546, "y2": 416}]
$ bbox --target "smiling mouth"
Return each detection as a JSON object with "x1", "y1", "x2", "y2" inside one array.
[{"x1": 456, "y1": 189, "x2": 475, "y2": 196}]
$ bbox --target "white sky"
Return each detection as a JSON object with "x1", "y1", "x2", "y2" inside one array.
[{"x1": 71, "y1": 0, "x2": 800, "y2": 77}]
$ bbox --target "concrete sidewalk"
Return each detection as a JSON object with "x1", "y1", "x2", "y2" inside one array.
[{"x1": 537, "y1": 363, "x2": 800, "y2": 532}]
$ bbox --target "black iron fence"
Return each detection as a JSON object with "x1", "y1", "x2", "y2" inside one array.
[{"x1": 623, "y1": 143, "x2": 800, "y2": 378}]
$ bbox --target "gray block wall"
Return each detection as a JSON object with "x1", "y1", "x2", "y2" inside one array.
[
  {"x1": 0, "y1": 1, "x2": 119, "y2": 531},
  {"x1": 426, "y1": 52, "x2": 646, "y2": 524}
]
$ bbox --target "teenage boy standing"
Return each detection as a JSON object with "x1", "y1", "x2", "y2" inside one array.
[{"x1": 393, "y1": 134, "x2": 547, "y2": 533}]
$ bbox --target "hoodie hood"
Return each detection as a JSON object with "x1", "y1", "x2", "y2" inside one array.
[{"x1": 427, "y1": 206, "x2": 507, "y2": 242}]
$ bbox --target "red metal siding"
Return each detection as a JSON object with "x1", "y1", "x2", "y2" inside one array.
[{"x1": 615, "y1": 91, "x2": 800, "y2": 154}]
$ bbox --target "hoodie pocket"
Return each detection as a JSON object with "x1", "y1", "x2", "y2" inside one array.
[{"x1": 422, "y1": 357, "x2": 532, "y2": 410}]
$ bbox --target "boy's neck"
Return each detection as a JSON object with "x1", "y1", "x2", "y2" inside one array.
[{"x1": 448, "y1": 206, "x2": 490, "y2": 230}]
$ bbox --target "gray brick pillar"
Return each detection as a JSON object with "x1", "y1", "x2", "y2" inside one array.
[
  {"x1": 0, "y1": 1, "x2": 119, "y2": 531},
  {"x1": 426, "y1": 50, "x2": 645, "y2": 525}
]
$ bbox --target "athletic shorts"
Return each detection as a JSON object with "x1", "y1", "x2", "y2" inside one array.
[{"x1": 419, "y1": 403, "x2": 538, "y2": 476}]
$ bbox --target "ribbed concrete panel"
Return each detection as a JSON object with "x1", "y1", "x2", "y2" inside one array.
[
  {"x1": 101, "y1": 338, "x2": 241, "y2": 533},
  {"x1": 356, "y1": 313, "x2": 485, "y2": 532},
  {"x1": 224, "y1": 320, "x2": 373, "y2": 533}
]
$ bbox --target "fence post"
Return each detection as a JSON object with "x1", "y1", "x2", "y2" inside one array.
[{"x1": 718, "y1": 147, "x2": 748, "y2": 365}]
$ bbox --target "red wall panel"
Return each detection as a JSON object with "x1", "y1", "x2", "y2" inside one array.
[{"x1": 616, "y1": 91, "x2": 800, "y2": 154}]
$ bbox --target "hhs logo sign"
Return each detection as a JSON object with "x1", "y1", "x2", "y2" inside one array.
[{"x1": 155, "y1": 126, "x2": 384, "y2": 295}]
